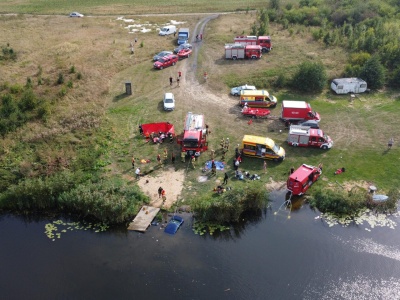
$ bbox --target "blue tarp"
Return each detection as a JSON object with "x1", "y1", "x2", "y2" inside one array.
[{"x1": 205, "y1": 160, "x2": 225, "y2": 170}]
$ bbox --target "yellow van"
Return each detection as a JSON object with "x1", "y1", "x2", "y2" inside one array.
[
  {"x1": 239, "y1": 90, "x2": 278, "y2": 108},
  {"x1": 241, "y1": 135, "x2": 285, "y2": 161}
]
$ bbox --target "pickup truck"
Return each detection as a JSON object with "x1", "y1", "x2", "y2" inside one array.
[{"x1": 153, "y1": 54, "x2": 178, "y2": 70}]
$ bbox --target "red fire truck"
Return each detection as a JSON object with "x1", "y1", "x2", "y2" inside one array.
[
  {"x1": 287, "y1": 164, "x2": 322, "y2": 196},
  {"x1": 177, "y1": 112, "x2": 208, "y2": 156},
  {"x1": 287, "y1": 125, "x2": 333, "y2": 149},
  {"x1": 225, "y1": 44, "x2": 262, "y2": 60},
  {"x1": 234, "y1": 35, "x2": 272, "y2": 52}
]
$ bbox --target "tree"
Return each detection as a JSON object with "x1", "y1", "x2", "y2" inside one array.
[
  {"x1": 359, "y1": 56, "x2": 385, "y2": 90},
  {"x1": 250, "y1": 8, "x2": 270, "y2": 36},
  {"x1": 270, "y1": 0, "x2": 280, "y2": 10},
  {"x1": 291, "y1": 61, "x2": 327, "y2": 93}
]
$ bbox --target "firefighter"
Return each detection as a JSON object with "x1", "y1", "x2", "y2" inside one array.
[
  {"x1": 191, "y1": 156, "x2": 196, "y2": 169},
  {"x1": 181, "y1": 152, "x2": 186, "y2": 163}
]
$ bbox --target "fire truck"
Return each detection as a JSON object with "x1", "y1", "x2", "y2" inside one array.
[
  {"x1": 287, "y1": 125, "x2": 333, "y2": 150},
  {"x1": 177, "y1": 112, "x2": 208, "y2": 156},
  {"x1": 225, "y1": 44, "x2": 262, "y2": 60},
  {"x1": 234, "y1": 35, "x2": 272, "y2": 52}
]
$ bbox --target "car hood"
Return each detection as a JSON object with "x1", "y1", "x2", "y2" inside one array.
[{"x1": 164, "y1": 102, "x2": 175, "y2": 109}]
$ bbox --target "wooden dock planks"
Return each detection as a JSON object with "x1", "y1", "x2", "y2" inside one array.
[{"x1": 127, "y1": 205, "x2": 160, "y2": 232}]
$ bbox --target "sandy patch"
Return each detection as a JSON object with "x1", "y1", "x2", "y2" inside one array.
[
  {"x1": 136, "y1": 166, "x2": 185, "y2": 209},
  {"x1": 265, "y1": 178, "x2": 286, "y2": 191}
]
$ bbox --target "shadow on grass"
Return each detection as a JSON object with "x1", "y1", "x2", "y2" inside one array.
[{"x1": 113, "y1": 93, "x2": 130, "y2": 102}]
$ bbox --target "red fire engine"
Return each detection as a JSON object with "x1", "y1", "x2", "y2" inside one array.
[
  {"x1": 177, "y1": 112, "x2": 208, "y2": 156},
  {"x1": 225, "y1": 44, "x2": 262, "y2": 60},
  {"x1": 234, "y1": 35, "x2": 272, "y2": 52}
]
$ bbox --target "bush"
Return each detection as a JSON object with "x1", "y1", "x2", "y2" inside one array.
[
  {"x1": 57, "y1": 73, "x2": 64, "y2": 85},
  {"x1": 359, "y1": 55, "x2": 386, "y2": 89},
  {"x1": 291, "y1": 61, "x2": 327, "y2": 93}
]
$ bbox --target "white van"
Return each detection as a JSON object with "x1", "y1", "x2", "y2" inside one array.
[{"x1": 159, "y1": 25, "x2": 177, "y2": 36}]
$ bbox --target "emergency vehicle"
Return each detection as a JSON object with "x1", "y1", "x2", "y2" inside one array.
[
  {"x1": 287, "y1": 125, "x2": 333, "y2": 149},
  {"x1": 241, "y1": 135, "x2": 285, "y2": 161},
  {"x1": 225, "y1": 44, "x2": 262, "y2": 60},
  {"x1": 287, "y1": 164, "x2": 322, "y2": 196},
  {"x1": 234, "y1": 35, "x2": 272, "y2": 52},
  {"x1": 177, "y1": 112, "x2": 208, "y2": 156},
  {"x1": 281, "y1": 100, "x2": 320, "y2": 123},
  {"x1": 239, "y1": 90, "x2": 278, "y2": 108}
]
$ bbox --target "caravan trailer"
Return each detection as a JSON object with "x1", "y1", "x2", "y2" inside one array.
[{"x1": 331, "y1": 78, "x2": 368, "y2": 94}]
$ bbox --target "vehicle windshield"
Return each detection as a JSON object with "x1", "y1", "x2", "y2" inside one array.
[
  {"x1": 164, "y1": 99, "x2": 173, "y2": 103},
  {"x1": 158, "y1": 58, "x2": 166, "y2": 62},
  {"x1": 272, "y1": 144, "x2": 280, "y2": 154}
]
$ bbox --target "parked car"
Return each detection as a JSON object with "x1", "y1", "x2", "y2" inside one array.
[
  {"x1": 173, "y1": 43, "x2": 192, "y2": 54},
  {"x1": 153, "y1": 51, "x2": 173, "y2": 61},
  {"x1": 231, "y1": 84, "x2": 256, "y2": 96},
  {"x1": 153, "y1": 54, "x2": 178, "y2": 70},
  {"x1": 69, "y1": 12, "x2": 84, "y2": 17},
  {"x1": 164, "y1": 215, "x2": 184, "y2": 234},
  {"x1": 298, "y1": 120, "x2": 320, "y2": 129},
  {"x1": 163, "y1": 92, "x2": 175, "y2": 111},
  {"x1": 177, "y1": 48, "x2": 192, "y2": 59}
]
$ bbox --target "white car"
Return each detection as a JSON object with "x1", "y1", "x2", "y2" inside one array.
[
  {"x1": 163, "y1": 93, "x2": 175, "y2": 111},
  {"x1": 230, "y1": 84, "x2": 256, "y2": 96},
  {"x1": 70, "y1": 12, "x2": 84, "y2": 17}
]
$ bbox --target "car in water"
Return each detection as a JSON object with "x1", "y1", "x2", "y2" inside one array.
[
  {"x1": 298, "y1": 120, "x2": 320, "y2": 129},
  {"x1": 163, "y1": 92, "x2": 175, "y2": 111},
  {"x1": 69, "y1": 12, "x2": 84, "y2": 17},
  {"x1": 177, "y1": 48, "x2": 192, "y2": 59},
  {"x1": 153, "y1": 51, "x2": 173, "y2": 61},
  {"x1": 173, "y1": 43, "x2": 192, "y2": 54},
  {"x1": 230, "y1": 84, "x2": 256, "y2": 96},
  {"x1": 164, "y1": 215, "x2": 184, "y2": 234},
  {"x1": 153, "y1": 54, "x2": 178, "y2": 70}
]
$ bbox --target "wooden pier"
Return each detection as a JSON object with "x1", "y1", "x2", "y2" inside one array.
[{"x1": 127, "y1": 205, "x2": 160, "y2": 232}]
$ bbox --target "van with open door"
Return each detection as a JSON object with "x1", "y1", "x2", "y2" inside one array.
[{"x1": 240, "y1": 135, "x2": 285, "y2": 161}]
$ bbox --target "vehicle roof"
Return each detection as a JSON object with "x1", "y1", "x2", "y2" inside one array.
[
  {"x1": 289, "y1": 164, "x2": 317, "y2": 183},
  {"x1": 240, "y1": 89, "x2": 270, "y2": 96},
  {"x1": 164, "y1": 92, "x2": 174, "y2": 99},
  {"x1": 238, "y1": 85, "x2": 256, "y2": 89},
  {"x1": 332, "y1": 78, "x2": 367, "y2": 84},
  {"x1": 282, "y1": 100, "x2": 308, "y2": 108},
  {"x1": 242, "y1": 135, "x2": 276, "y2": 148}
]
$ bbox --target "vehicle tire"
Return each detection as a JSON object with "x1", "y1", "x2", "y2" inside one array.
[
  {"x1": 160, "y1": 66, "x2": 164, "y2": 70},
  {"x1": 262, "y1": 48, "x2": 267, "y2": 53},
  {"x1": 187, "y1": 54, "x2": 190, "y2": 58},
  {"x1": 293, "y1": 143, "x2": 298, "y2": 147},
  {"x1": 172, "y1": 62, "x2": 176, "y2": 66},
  {"x1": 322, "y1": 145, "x2": 328, "y2": 150},
  {"x1": 234, "y1": 93, "x2": 238, "y2": 96}
]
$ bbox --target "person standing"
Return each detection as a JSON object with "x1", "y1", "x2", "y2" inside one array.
[
  {"x1": 263, "y1": 161, "x2": 267, "y2": 173},
  {"x1": 225, "y1": 138, "x2": 230, "y2": 150},
  {"x1": 181, "y1": 151, "x2": 186, "y2": 163},
  {"x1": 135, "y1": 167, "x2": 141, "y2": 180},
  {"x1": 169, "y1": 76, "x2": 173, "y2": 86},
  {"x1": 178, "y1": 71, "x2": 182, "y2": 78},
  {"x1": 200, "y1": 33, "x2": 203, "y2": 40},
  {"x1": 171, "y1": 152, "x2": 176, "y2": 164},
  {"x1": 161, "y1": 189, "x2": 166, "y2": 202},
  {"x1": 234, "y1": 159, "x2": 240, "y2": 171},
  {"x1": 177, "y1": 77, "x2": 180, "y2": 87},
  {"x1": 131, "y1": 156, "x2": 135, "y2": 169},
  {"x1": 158, "y1": 187, "x2": 163, "y2": 198},
  {"x1": 157, "y1": 154, "x2": 162, "y2": 165},
  {"x1": 223, "y1": 172, "x2": 229, "y2": 185},
  {"x1": 191, "y1": 156, "x2": 196, "y2": 169},
  {"x1": 210, "y1": 149, "x2": 215, "y2": 160},
  {"x1": 163, "y1": 149, "x2": 168, "y2": 161},
  {"x1": 139, "y1": 124, "x2": 143, "y2": 135},
  {"x1": 388, "y1": 137, "x2": 394, "y2": 149}
]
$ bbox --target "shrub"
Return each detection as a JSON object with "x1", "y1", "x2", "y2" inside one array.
[
  {"x1": 70, "y1": 65, "x2": 76, "y2": 74},
  {"x1": 67, "y1": 81, "x2": 73, "y2": 88},
  {"x1": 291, "y1": 61, "x2": 327, "y2": 93},
  {"x1": 76, "y1": 72, "x2": 82, "y2": 80},
  {"x1": 57, "y1": 73, "x2": 64, "y2": 85},
  {"x1": 359, "y1": 55, "x2": 385, "y2": 89}
]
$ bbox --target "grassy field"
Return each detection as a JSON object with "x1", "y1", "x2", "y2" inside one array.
[
  {"x1": 0, "y1": 0, "x2": 293, "y2": 15},
  {"x1": 0, "y1": 10, "x2": 399, "y2": 219}
]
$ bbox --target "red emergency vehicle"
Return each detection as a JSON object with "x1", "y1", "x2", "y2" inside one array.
[
  {"x1": 287, "y1": 164, "x2": 322, "y2": 196},
  {"x1": 177, "y1": 112, "x2": 208, "y2": 156},
  {"x1": 281, "y1": 100, "x2": 320, "y2": 123},
  {"x1": 225, "y1": 44, "x2": 262, "y2": 60},
  {"x1": 234, "y1": 35, "x2": 272, "y2": 52},
  {"x1": 287, "y1": 125, "x2": 333, "y2": 149}
]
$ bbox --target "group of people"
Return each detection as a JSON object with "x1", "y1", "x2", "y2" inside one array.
[
  {"x1": 195, "y1": 33, "x2": 203, "y2": 41},
  {"x1": 169, "y1": 71, "x2": 182, "y2": 87},
  {"x1": 148, "y1": 131, "x2": 173, "y2": 144}
]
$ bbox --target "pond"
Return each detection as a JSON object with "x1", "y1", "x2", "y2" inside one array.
[{"x1": 1, "y1": 191, "x2": 399, "y2": 299}]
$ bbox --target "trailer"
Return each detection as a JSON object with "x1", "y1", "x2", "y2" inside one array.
[
  {"x1": 225, "y1": 43, "x2": 262, "y2": 60},
  {"x1": 234, "y1": 35, "x2": 272, "y2": 52},
  {"x1": 241, "y1": 106, "x2": 271, "y2": 118},
  {"x1": 331, "y1": 78, "x2": 368, "y2": 94}
]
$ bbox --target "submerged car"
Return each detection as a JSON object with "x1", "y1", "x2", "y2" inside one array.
[
  {"x1": 163, "y1": 92, "x2": 175, "y2": 111},
  {"x1": 177, "y1": 48, "x2": 192, "y2": 59},
  {"x1": 69, "y1": 12, "x2": 84, "y2": 17},
  {"x1": 153, "y1": 51, "x2": 173, "y2": 61},
  {"x1": 153, "y1": 54, "x2": 178, "y2": 70},
  {"x1": 230, "y1": 84, "x2": 256, "y2": 96},
  {"x1": 173, "y1": 43, "x2": 192, "y2": 54},
  {"x1": 164, "y1": 215, "x2": 184, "y2": 234}
]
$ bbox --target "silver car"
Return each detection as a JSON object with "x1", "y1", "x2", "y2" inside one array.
[
  {"x1": 230, "y1": 84, "x2": 256, "y2": 96},
  {"x1": 153, "y1": 51, "x2": 173, "y2": 61},
  {"x1": 173, "y1": 43, "x2": 192, "y2": 54},
  {"x1": 69, "y1": 12, "x2": 84, "y2": 17}
]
